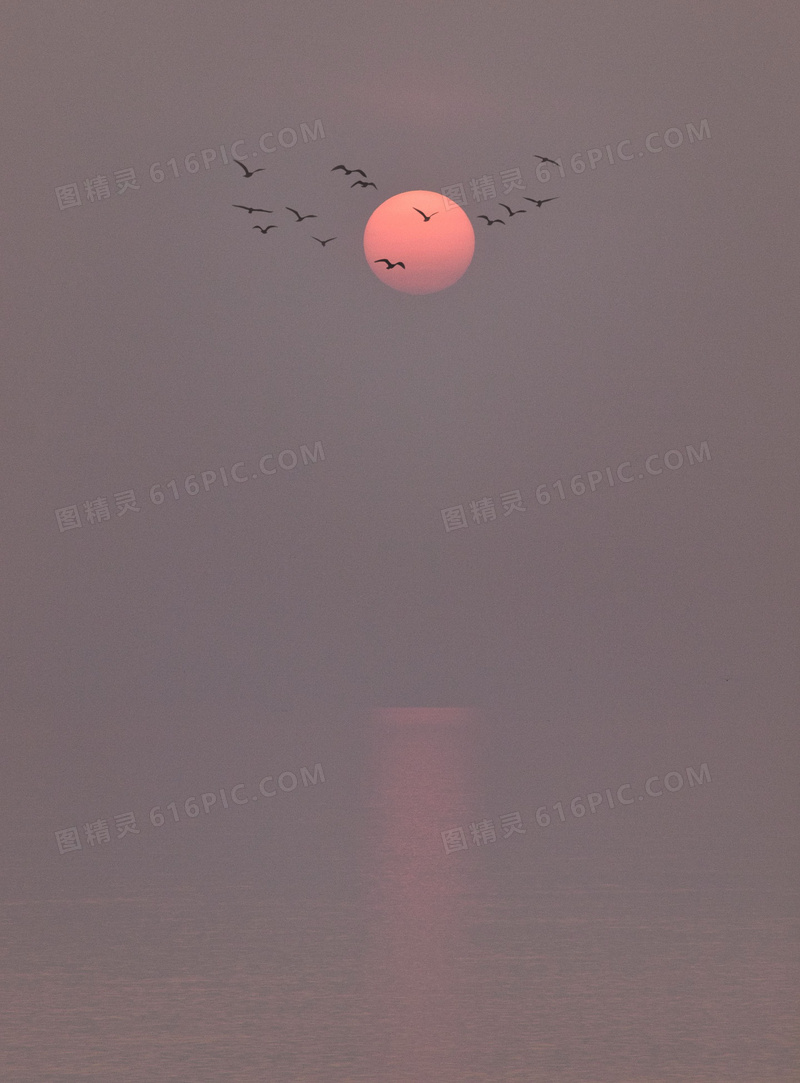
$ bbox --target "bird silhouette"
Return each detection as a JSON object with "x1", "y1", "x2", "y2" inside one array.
[
  {"x1": 374, "y1": 259, "x2": 405, "y2": 269},
  {"x1": 535, "y1": 155, "x2": 559, "y2": 167},
  {"x1": 351, "y1": 180, "x2": 377, "y2": 189},
  {"x1": 233, "y1": 204, "x2": 272, "y2": 214},
  {"x1": 312, "y1": 236, "x2": 337, "y2": 246},
  {"x1": 524, "y1": 197, "x2": 558, "y2": 207},
  {"x1": 413, "y1": 207, "x2": 438, "y2": 222},
  {"x1": 286, "y1": 207, "x2": 317, "y2": 221},
  {"x1": 499, "y1": 203, "x2": 526, "y2": 217},
  {"x1": 252, "y1": 224, "x2": 277, "y2": 233},
  {"x1": 332, "y1": 165, "x2": 367, "y2": 177},
  {"x1": 477, "y1": 215, "x2": 505, "y2": 225},
  {"x1": 233, "y1": 158, "x2": 265, "y2": 178}
]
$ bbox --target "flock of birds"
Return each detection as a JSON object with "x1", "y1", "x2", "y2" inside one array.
[
  {"x1": 477, "y1": 155, "x2": 558, "y2": 226},
  {"x1": 231, "y1": 158, "x2": 383, "y2": 248},
  {"x1": 477, "y1": 195, "x2": 557, "y2": 226},
  {"x1": 231, "y1": 153, "x2": 560, "y2": 271}
]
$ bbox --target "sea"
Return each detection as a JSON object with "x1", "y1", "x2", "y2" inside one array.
[{"x1": 2, "y1": 712, "x2": 797, "y2": 1082}]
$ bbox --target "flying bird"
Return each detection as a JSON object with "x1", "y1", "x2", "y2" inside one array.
[
  {"x1": 233, "y1": 204, "x2": 272, "y2": 214},
  {"x1": 252, "y1": 224, "x2": 277, "y2": 233},
  {"x1": 535, "y1": 155, "x2": 559, "y2": 167},
  {"x1": 286, "y1": 207, "x2": 317, "y2": 221},
  {"x1": 351, "y1": 180, "x2": 377, "y2": 189},
  {"x1": 233, "y1": 158, "x2": 265, "y2": 178},
  {"x1": 499, "y1": 203, "x2": 526, "y2": 217},
  {"x1": 477, "y1": 215, "x2": 505, "y2": 225},
  {"x1": 374, "y1": 259, "x2": 405, "y2": 269},
  {"x1": 312, "y1": 236, "x2": 336, "y2": 246},
  {"x1": 524, "y1": 197, "x2": 558, "y2": 207},
  {"x1": 413, "y1": 207, "x2": 438, "y2": 222},
  {"x1": 332, "y1": 165, "x2": 367, "y2": 177}
]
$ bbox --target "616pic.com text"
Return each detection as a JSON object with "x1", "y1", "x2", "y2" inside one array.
[{"x1": 55, "y1": 440, "x2": 326, "y2": 535}]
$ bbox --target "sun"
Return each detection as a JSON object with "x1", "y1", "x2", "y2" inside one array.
[{"x1": 363, "y1": 190, "x2": 475, "y2": 294}]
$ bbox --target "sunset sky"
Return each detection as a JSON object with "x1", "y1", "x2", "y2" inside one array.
[{"x1": 2, "y1": 2, "x2": 798, "y2": 1080}]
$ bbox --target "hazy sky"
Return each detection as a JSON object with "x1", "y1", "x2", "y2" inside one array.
[{"x1": 2, "y1": 2, "x2": 798, "y2": 887}]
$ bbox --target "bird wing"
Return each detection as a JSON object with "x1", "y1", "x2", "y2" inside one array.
[
  {"x1": 478, "y1": 215, "x2": 490, "y2": 221},
  {"x1": 354, "y1": 169, "x2": 366, "y2": 177},
  {"x1": 499, "y1": 203, "x2": 512, "y2": 213},
  {"x1": 234, "y1": 158, "x2": 247, "y2": 171},
  {"x1": 331, "y1": 165, "x2": 347, "y2": 172},
  {"x1": 286, "y1": 207, "x2": 300, "y2": 218},
  {"x1": 396, "y1": 262, "x2": 405, "y2": 268},
  {"x1": 374, "y1": 259, "x2": 390, "y2": 265}
]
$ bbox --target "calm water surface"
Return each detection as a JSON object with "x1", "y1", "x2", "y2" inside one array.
[{"x1": 2, "y1": 719, "x2": 796, "y2": 1081}]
